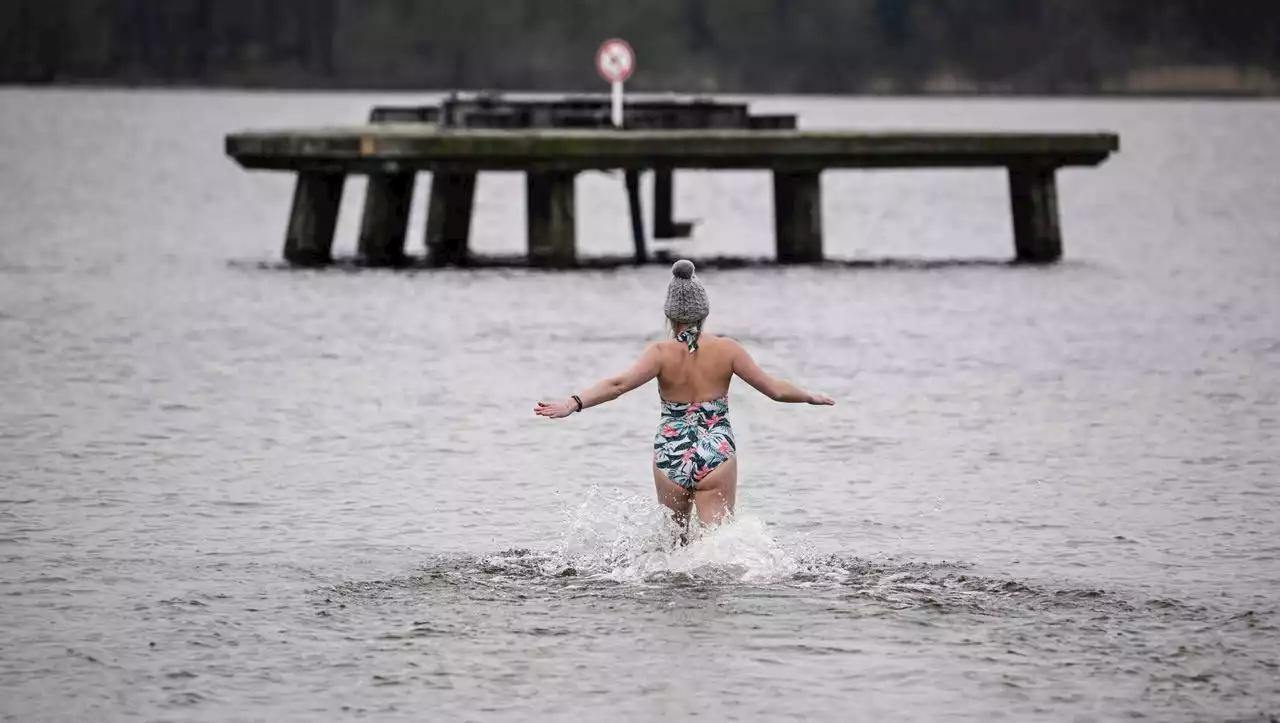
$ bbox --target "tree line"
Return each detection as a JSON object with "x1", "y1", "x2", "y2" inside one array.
[{"x1": 2, "y1": 0, "x2": 1277, "y2": 94}]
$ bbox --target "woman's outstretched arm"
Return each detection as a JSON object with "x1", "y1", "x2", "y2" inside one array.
[
  {"x1": 728, "y1": 339, "x2": 834, "y2": 405},
  {"x1": 535, "y1": 343, "x2": 664, "y2": 419}
]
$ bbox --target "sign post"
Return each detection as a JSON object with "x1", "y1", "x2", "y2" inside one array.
[{"x1": 595, "y1": 38, "x2": 634, "y2": 128}]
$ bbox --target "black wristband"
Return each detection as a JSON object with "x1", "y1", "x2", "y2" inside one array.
[{"x1": 572, "y1": 395, "x2": 584, "y2": 412}]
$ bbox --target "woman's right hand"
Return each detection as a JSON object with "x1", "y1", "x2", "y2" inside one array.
[
  {"x1": 535, "y1": 399, "x2": 576, "y2": 418},
  {"x1": 807, "y1": 392, "x2": 835, "y2": 406}
]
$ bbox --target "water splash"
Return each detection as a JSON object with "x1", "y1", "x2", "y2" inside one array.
[
  {"x1": 533, "y1": 484, "x2": 818, "y2": 585},
  {"x1": 329, "y1": 482, "x2": 1223, "y2": 634},
  {"x1": 373, "y1": 490, "x2": 1211, "y2": 625}
]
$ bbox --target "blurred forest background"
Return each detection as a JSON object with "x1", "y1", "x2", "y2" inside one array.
[{"x1": 2, "y1": 0, "x2": 1278, "y2": 95}]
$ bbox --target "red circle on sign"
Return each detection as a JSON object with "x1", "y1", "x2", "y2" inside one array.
[{"x1": 596, "y1": 38, "x2": 635, "y2": 83}]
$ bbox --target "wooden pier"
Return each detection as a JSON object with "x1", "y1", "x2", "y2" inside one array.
[{"x1": 224, "y1": 93, "x2": 1119, "y2": 268}]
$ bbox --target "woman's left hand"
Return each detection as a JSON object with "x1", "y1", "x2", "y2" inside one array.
[{"x1": 534, "y1": 399, "x2": 575, "y2": 419}]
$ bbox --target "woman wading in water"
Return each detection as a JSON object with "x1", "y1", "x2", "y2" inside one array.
[{"x1": 535, "y1": 260, "x2": 834, "y2": 534}]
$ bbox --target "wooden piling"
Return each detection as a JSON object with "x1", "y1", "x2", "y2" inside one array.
[
  {"x1": 624, "y1": 170, "x2": 647, "y2": 264},
  {"x1": 1009, "y1": 166, "x2": 1063, "y2": 263},
  {"x1": 356, "y1": 173, "x2": 415, "y2": 266},
  {"x1": 425, "y1": 172, "x2": 477, "y2": 266},
  {"x1": 283, "y1": 172, "x2": 345, "y2": 267},
  {"x1": 773, "y1": 170, "x2": 824, "y2": 263},
  {"x1": 526, "y1": 171, "x2": 577, "y2": 267},
  {"x1": 652, "y1": 167, "x2": 692, "y2": 239},
  {"x1": 653, "y1": 167, "x2": 675, "y2": 238}
]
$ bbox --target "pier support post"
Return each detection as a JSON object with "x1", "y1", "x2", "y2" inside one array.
[
  {"x1": 283, "y1": 172, "x2": 345, "y2": 267},
  {"x1": 1009, "y1": 165, "x2": 1062, "y2": 263},
  {"x1": 773, "y1": 170, "x2": 824, "y2": 264},
  {"x1": 425, "y1": 172, "x2": 477, "y2": 266},
  {"x1": 526, "y1": 171, "x2": 577, "y2": 268},
  {"x1": 652, "y1": 167, "x2": 693, "y2": 239},
  {"x1": 624, "y1": 169, "x2": 647, "y2": 264},
  {"x1": 653, "y1": 167, "x2": 675, "y2": 238},
  {"x1": 357, "y1": 173, "x2": 415, "y2": 267}
]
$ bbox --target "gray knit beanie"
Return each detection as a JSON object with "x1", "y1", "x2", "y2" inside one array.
[{"x1": 663, "y1": 259, "x2": 709, "y2": 323}]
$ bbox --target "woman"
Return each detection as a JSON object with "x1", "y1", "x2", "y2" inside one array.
[{"x1": 535, "y1": 260, "x2": 834, "y2": 534}]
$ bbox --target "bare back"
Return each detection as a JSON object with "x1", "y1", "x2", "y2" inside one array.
[{"x1": 654, "y1": 335, "x2": 738, "y2": 403}]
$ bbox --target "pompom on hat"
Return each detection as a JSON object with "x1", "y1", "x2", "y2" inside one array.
[{"x1": 663, "y1": 259, "x2": 709, "y2": 324}]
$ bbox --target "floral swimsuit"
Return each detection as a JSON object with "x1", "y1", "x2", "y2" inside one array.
[{"x1": 653, "y1": 395, "x2": 736, "y2": 491}]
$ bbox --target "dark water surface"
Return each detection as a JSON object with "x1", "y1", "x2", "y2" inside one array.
[{"x1": 1, "y1": 90, "x2": 1278, "y2": 722}]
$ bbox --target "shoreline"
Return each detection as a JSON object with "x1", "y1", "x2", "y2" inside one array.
[{"x1": 2, "y1": 81, "x2": 1277, "y2": 102}]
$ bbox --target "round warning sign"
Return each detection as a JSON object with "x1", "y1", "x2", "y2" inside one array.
[{"x1": 596, "y1": 38, "x2": 635, "y2": 84}]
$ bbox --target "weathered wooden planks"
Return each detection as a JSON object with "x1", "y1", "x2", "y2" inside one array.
[{"x1": 227, "y1": 127, "x2": 1118, "y2": 174}]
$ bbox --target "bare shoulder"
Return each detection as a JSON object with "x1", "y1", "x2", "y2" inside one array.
[
  {"x1": 703, "y1": 334, "x2": 743, "y2": 352},
  {"x1": 700, "y1": 334, "x2": 744, "y2": 361},
  {"x1": 643, "y1": 340, "x2": 672, "y2": 360},
  {"x1": 648, "y1": 339, "x2": 682, "y2": 362}
]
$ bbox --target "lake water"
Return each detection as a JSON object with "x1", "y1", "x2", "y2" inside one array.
[{"x1": 1, "y1": 89, "x2": 1278, "y2": 722}]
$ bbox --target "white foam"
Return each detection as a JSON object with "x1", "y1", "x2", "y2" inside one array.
[{"x1": 541, "y1": 484, "x2": 821, "y2": 585}]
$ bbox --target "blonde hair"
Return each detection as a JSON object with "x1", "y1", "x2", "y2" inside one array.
[{"x1": 666, "y1": 315, "x2": 706, "y2": 339}]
